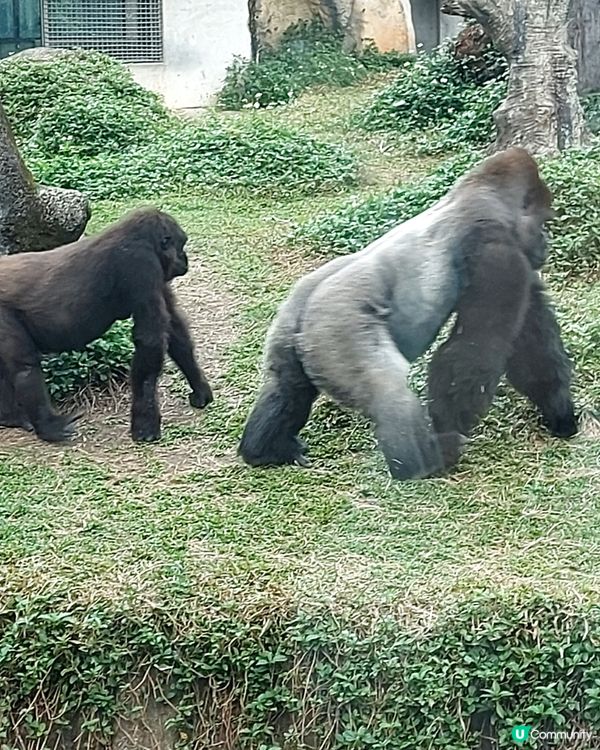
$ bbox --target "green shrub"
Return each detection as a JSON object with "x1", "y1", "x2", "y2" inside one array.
[
  {"x1": 1, "y1": 594, "x2": 600, "y2": 748},
  {"x1": 356, "y1": 40, "x2": 508, "y2": 152},
  {"x1": 25, "y1": 117, "x2": 358, "y2": 200},
  {"x1": 0, "y1": 50, "x2": 358, "y2": 200},
  {"x1": 296, "y1": 151, "x2": 479, "y2": 254},
  {"x1": 0, "y1": 50, "x2": 169, "y2": 156},
  {"x1": 583, "y1": 92, "x2": 600, "y2": 135},
  {"x1": 541, "y1": 146, "x2": 600, "y2": 279},
  {"x1": 42, "y1": 322, "x2": 133, "y2": 400},
  {"x1": 297, "y1": 147, "x2": 600, "y2": 279},
  {"x1": 218, "y1": 21, "x2": 413, "y2": 110},
  {"x1": 411, "y1": 78, "x2": 507, "y2": 155}
]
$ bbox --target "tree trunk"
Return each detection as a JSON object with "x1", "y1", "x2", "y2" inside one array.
[
  {"x1": 569, "y1": 0, "x2": 600, "y2": 93},
  {"x1": 441, "y1": 0, "x2": 589, "y2": 156},
  {"x1": 0, "y1": 101, "x2": 90, "y2": 255}
]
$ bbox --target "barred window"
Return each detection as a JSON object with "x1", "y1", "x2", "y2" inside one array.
[{"x1": 42, "y1": 0, "x2": 163, "y2": 63}]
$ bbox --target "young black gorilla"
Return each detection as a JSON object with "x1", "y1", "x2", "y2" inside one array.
[
  {"x1": 239, "y1": 148, "x2": 577, "y2": 480},
  {"x1": 0, "y1": 208, "x2": 213, "y2": 443}
]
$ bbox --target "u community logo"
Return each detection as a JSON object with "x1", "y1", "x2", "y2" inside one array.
[
  {"x1": 512, "y1": 726, "x2": 532, "y2": 744},
  {"x1": 512, "y1": 724, "x2": 595, "y2": 745}
]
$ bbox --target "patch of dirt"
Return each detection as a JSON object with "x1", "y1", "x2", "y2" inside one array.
[{"x1": 0, "y1": 255, "x2": 242, "y2": 479}]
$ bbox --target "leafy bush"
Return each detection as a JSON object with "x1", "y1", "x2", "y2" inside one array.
[
  {"x1": 0, "y1": 50, "x2": 169, "y2": 156},
  {"x1": 0, "y1": 50, "x2": 358, "y2": 200},
  {"x1": 42, "y1": 322, "x2": 133, "y2": 400},
  {"x1": 2, "y1": 594, "x2": 600, "y2": 749},
  {"x1": 25, "y1": 117, "x2": 358, "y2": 200},
  {"x1": 356, "y1": 39, "x2": 508, "y2": 152},
  {"x1": 541, "y1": 146, "x2": 600, "y2": 279},
  {"x1": 296, "y1": 151, "x2": 480, "y2": 254},
  {"x1": 218, "y1": 20, "x2": 412, "y2": 110},
  {"x1": 583, "y1": 93, "x2": 600, "y2": 134},
  {"x1": 297, "y1": 147, "x2": 600, "y2": 279}
]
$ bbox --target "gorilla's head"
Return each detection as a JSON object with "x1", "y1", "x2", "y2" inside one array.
[{"x1": 467, "y1": 147, "x2": 554, "y2": 270}]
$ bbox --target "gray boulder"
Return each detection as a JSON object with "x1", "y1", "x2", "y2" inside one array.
[{"x1": 0, "y1": 100, "x2": 90, "y2": 254}]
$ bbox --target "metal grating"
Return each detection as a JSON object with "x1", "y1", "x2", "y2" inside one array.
[{"x1": 42, "y1": 0, "x2": 163, "y2": 63}]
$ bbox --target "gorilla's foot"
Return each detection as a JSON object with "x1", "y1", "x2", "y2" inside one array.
[
  {"x1": 240, "y1": 435, "x2": 309, "y2": 468},
  {"x1": 35, "y1": 411, "x2": 83, "y2": 443},
  {"x1": 189, "y1": 382, "x2": 214, "y2": 410},
  {"x1": 131, "y1": 415, "x2": 162, "y2": 442}
]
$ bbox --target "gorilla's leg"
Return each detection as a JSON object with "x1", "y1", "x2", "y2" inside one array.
[
  {"x1": 130, "y1": 301, "x2": 168, "y2": 442},
  {"x1": 506, "y1": 280, "x2": 577, "y2": 438},
  {"x1": 0, "y1": 365, "x2": 31, "y2": 430},
  {"x1": 428, "y1": 246, "x2": 532, "y2": 436},
  {"x1": 165, "y1": 289, "x2": 213, "y2": 409},
  {"x1": 0, "y1": 308, "x2": 77, "y2": 441},
  {"x1": 239, "y1": 342, "x2": 317, "y2": 467}
]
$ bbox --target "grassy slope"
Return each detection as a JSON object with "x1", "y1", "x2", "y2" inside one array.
[{"x1": 0, "y1": 81, "x2": 599, "y2": 747}]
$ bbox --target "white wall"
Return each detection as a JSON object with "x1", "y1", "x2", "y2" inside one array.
[{"x1": 130, "y1": 0, "x2": 252, "y2": 109}]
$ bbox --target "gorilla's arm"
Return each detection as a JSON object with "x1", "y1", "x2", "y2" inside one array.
[
  {"x1": 506, "y1": 278, "x2": 577, "y2": 437},
  {"x1": 428, "y1": 241, "x2": 531, "y2": 436},
  {"x1": 164, "y1": 287, "x2": 213, "y2": 409}
]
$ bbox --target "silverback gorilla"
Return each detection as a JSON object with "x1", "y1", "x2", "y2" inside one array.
[
  {"x1": 239, "y1": 148, "x2": 577, "y2": 480},
  {"x1": 0, "y1": 208, "x2": 213, "y2": 443}
]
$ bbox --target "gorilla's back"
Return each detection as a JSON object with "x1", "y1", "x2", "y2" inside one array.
[{"x1": 298, "y1": 195, "x2": 461, "y2": 363}]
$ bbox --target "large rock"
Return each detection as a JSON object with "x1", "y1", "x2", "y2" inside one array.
[
  {"x1": 0, "y1": 100, "x2": 90, "y2": 254},
  {"x1": 253, "y1": 0, "x2": 415, "y2": 54},
  {"x1": 345, "y1": 0, "x2": 415, "y2": 53}
]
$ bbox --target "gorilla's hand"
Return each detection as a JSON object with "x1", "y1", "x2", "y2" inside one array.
[
  {"x1": 131, "y1": 410, "x2": 161, "y2": 442},
  {"x1": 189, "y1": 383, "x2": 213, "y2": 409},
  {"x1": 436, "y1": 431, "x2": 467, "y2": 472},
  {"x1": 544, "y1": 409, "x2": 578, "y2": 439}
]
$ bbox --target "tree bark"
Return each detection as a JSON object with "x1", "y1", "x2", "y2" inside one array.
[
  {"x1": 441, "y1": 0, "x2": 589, "y2": 155},
  {"x1": 0, "y1": 101, "x2": 90, "y2": 255}
]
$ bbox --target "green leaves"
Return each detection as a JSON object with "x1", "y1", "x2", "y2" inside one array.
[
  {"x1": 355, "y1": 40, "x2": 508, "y2": 154},
  {"x1": 0, "y1": 49, "x2": 359, "y2": 201},
  {"x1": 217, "y1": 21, "x2": 412, "y2": 111},
  {"x1": 0, "y1": 50, "x2": 168, "y2": 156},
  {"x1": 41, "y1": 321, "x2": 133, "y2": 400},
  {"x1": 25, "y1": 117, "x2": 358, "y2": 201}
]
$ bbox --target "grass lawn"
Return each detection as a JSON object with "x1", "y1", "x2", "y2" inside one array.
[{"x1": 0, "y1": 80, "x2": 598, "y2": 749}]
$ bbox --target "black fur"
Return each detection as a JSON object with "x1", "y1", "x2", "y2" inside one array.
[
  {"x1": 506, "y1": 278, "x2": 577, "y2": 438},
  {"x1": 240, "y1": 343, "x2": 317, "y2": 468},
  {"x1": 239, "y1": 148, "x2": 577, "y2": 480},
  {"x1": 0, "y1": 208, "x2": 213, "y2": 443}
]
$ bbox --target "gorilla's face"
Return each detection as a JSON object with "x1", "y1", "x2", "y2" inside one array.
[
  {"x1": 519, "y1": 175, "x2": 553, "y2": 270},
  {"x1": 159, "y1": 221, "x2": 189, "y2": 280},
  {"x1": 520, "y1": 206, "x2": 553, "y2": 270},
  {"x1": 522, "y1": 218, "x2": 549, "y2": 270}
]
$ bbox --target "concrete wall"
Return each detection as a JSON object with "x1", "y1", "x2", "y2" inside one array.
[
  {"x1": 439, "y1": 13, "x2": 463, "y2": 43},
  {"x1": 130, "y1": 0, "x2": 252, "y2": 109}
]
